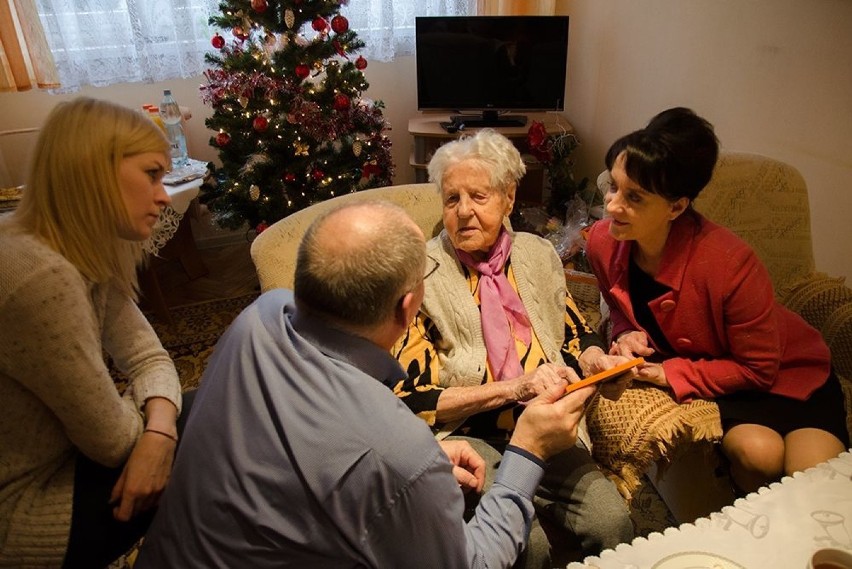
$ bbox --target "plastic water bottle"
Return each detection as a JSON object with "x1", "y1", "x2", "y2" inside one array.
[{"x1": 159, "y1": 90, "x2": 188, "y2": 168}]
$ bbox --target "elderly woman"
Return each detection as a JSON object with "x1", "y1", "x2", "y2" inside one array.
[{"x1": 392, "y1": 129, "x2": 634, "y2": 564}]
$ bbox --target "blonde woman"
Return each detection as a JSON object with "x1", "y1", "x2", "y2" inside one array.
[{"x1": 0, "y1": 97, "x2": 183, "y2": 568}]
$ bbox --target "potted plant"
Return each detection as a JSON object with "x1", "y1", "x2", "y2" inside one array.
[{"x1": 526, "y1": 120, "x2": 599, "y2": 220}]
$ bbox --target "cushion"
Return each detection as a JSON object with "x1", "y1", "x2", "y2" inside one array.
[
  {"x1": 778, "y1": 271, "x2": 852, "y2": 441},
  {"x1": 251, "y1": 183, "x2": 442, "y2": 291}
]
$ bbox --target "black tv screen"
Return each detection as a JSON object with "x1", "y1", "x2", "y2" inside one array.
[{"x1": 415, "y1": 16, "x2": 569, "y2": 126}]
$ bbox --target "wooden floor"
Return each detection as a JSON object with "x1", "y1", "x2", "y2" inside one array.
[{"x1": 140, "y1": 239, "x2": 260, "y2": 318}]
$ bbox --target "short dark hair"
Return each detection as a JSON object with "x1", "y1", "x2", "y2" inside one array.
[
  {"x1": 294, "y1": 201, "x2": 424, "y2": 327},
  {"x1": 604, "y1": 107, "x2": 719, "y2": 201}
]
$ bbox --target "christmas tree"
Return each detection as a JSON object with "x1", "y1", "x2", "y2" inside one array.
[{"x1": 200, "y1": 0, "x2": 395, "y2": 232}]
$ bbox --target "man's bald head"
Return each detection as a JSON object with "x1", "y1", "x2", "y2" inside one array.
[{"x1": 294, "y1": 200, "x2": 426, "y2": 327}]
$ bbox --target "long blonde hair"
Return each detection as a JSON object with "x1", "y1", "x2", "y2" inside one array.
[{"x1": 14, "y1": 97, "x2": 170, "y2": 298}]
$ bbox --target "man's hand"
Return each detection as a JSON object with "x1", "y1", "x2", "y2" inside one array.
[
  {"x1": 439, "y1": 439, "x2": 486, "y2": 494},
  {"x1": 508, "y1": 382, "x2": 595, "y2": 462}
]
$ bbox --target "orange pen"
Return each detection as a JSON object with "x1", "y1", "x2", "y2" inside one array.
[{"x1": 564, "y1": 357, "x2": 645, "y2": 394}]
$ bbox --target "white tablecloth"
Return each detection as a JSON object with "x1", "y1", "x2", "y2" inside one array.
[
  {"x1": 143, "y1": 177, "x2": 202, "y2": 255},
  {"x1": 569, "y1": 450, "x2": 852, "y2": 569}
]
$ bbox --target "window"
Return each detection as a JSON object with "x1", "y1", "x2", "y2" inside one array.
[{"x1": 36, "y1": 0, "x2": 475, "y2": 92}]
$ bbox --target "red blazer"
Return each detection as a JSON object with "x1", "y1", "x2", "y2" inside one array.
[{"x1": 586, "y1": 210, "x2": 830, "y2": 403}]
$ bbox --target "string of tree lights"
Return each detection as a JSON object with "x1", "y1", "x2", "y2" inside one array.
[{"x1": 200, "y1": 0, "x2": 394, "y2": 233}]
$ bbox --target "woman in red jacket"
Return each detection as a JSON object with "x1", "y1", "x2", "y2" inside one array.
[{"x1": 586, "y1": 107, "x2": 848, "y2": 494}]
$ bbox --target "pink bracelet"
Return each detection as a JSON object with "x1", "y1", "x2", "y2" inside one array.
[{"x1": 143, "y1": 428, "x2": 179, "y2": 443}]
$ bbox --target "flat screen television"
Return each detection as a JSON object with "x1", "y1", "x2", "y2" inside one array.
[{"x1": 415, "y1": 15, "x2": 569, "y2": 128}]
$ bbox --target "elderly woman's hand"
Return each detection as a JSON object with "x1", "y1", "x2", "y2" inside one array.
[
  {"x1": 578, "y1": 347, "x2": 636, "y2": 401},
  {"x1": 609, "y1": 330, "x2": 655, "y2": 359},
  {"x1": 510, "y1": 363, "x2": 576, "y2": 402}
]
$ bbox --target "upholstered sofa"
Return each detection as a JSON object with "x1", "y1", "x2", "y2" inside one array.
[{"x1": 585, "y1": 151, "x2": 852, "y2": 520}]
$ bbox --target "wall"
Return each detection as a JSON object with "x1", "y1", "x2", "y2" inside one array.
[
  {"x1": 1, "y1": 0, "x2": 850, "y2": 279},
  {"x1": 564, "y1": 0, "x2": 852, "y2": 280}
]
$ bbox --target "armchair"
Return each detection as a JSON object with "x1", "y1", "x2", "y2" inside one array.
[
  {"x1": 585, "y1": 151, "x2": 852, "y2": 518},
  {"x1": 250, "y1": 183, "x2": 442, "y2": 291}
]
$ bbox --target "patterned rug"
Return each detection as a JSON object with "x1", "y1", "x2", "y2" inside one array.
[{"x1": 111, "y1": 293, "x2": 259, "y2": 393}]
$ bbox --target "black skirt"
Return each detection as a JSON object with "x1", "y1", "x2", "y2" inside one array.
[{"x1": 716, "y1": 371, "x2": 850, "y2": 447}]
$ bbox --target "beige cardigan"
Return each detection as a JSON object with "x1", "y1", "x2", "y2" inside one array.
[
  {"x1": 0, "y1": 221, "x2": 181, "y2": 567},
  {"x1": 423, "y1": 229, "x2": 591, "y2": 445}
]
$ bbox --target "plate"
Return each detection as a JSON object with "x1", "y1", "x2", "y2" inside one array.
[{"x1": 651, "y1": 551, "x2": 747, "y2": 569}]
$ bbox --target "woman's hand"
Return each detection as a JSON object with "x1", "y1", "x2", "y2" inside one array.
[
  {"x1": 578, "y1": 346, "x2": 635, "y2": 401},
  {"x1": 510, "y1": 363, "x2": 575, "y2": 402},
  {"x1": 439, "y1": 439, "x2": 486, "y2": 494},
  {"x1": 110, "y1": 430, "x2": 176, "y2": 521},
  {"x1": 634, "y1": 361, "x2": 669, "y2": 388},
  {"x1": 609, "y1": 330, "x2": 655, "y2": 359},
  {"x1": 110, "y1": 396, "x2": 178, "y2": 521}
]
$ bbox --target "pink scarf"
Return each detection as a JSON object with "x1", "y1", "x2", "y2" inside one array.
[{"x1": 456, "y1": 228, "x2": 532, "y2": 381}]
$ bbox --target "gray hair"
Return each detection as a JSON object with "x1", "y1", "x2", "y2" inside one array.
[
  {"x1": 427, "y1": 129, "x2": 526, "y2": 195},
  {"x1": 294, "y1": 200, "x2": 425, "y2": 327}
]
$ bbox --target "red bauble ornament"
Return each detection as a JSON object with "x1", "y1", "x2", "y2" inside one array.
[
  {"x1": 361, "y1": 162, "x2": 382, "y2": 179},
  {"x1": 211, "y1": 33, "x2": 225, "y2": 49},
  {"x1": 331, "y1": 15, "x2": 349, "y2": 34},
  {"x1": 283, "y1": 172, "x2": 296, "y2": 183},
  {"x1": 333, "y1": 93, "x2": 350, "y2": 111},
  {"x1": 311, "y1": 168, "x2": 325, "y2": 181},
  {"x1": 312, "y1": 17, "x2": 328, "y2": 32},
  {"x1": 295, "y1": 64, "x2": 310, "y2": 79},
  {"x1": 256, "y1": 221, "x2": 269, "y2": 234},
  {"x1": 250, "y1": 0, "x2": 268, "y2": 13},
  {"x1": 332, "y1": 40, "x2": 346, "y2": 57},
  {"x1": 233, "y1": 26, "x2": 246, "y2": 40},
  {"x1": 355, "y1": 56, "x2": 367, "y2": 70},
  {"x1": 215, "y1": 132, "x2": 231, "y2": 147},
  {"x1": 252, "y1": 116, "x2": 269, "y2": 132}
]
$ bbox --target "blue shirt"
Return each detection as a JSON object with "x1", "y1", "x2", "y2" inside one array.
[{"x1": 137, "y1": 289, "x2": 544, "y2": 568}]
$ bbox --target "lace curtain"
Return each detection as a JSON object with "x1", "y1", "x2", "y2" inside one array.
[{"x1": 36, "y1": 0, "x2": 475, "y2": 93}]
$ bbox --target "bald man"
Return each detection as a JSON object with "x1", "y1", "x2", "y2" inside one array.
[{"x1": 137, "y1": 201, "x2": 595, "y2": 569}]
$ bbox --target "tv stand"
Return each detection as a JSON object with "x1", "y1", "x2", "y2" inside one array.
[
  {"x1": 409, "y1": 112, "x2": 573, "y2": 205},
  {"x1": 450, "y1": 111, "x2": 527, "y2": 128}
]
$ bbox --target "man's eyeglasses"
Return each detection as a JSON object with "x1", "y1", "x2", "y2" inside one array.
[{"x1": 424, "y1": 255, "x2": 440, "y2": 280}]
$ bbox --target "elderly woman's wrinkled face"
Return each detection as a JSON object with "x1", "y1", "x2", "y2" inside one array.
[{"x1": 441, "y1": 160, "x2": 515, "y2": 260}]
